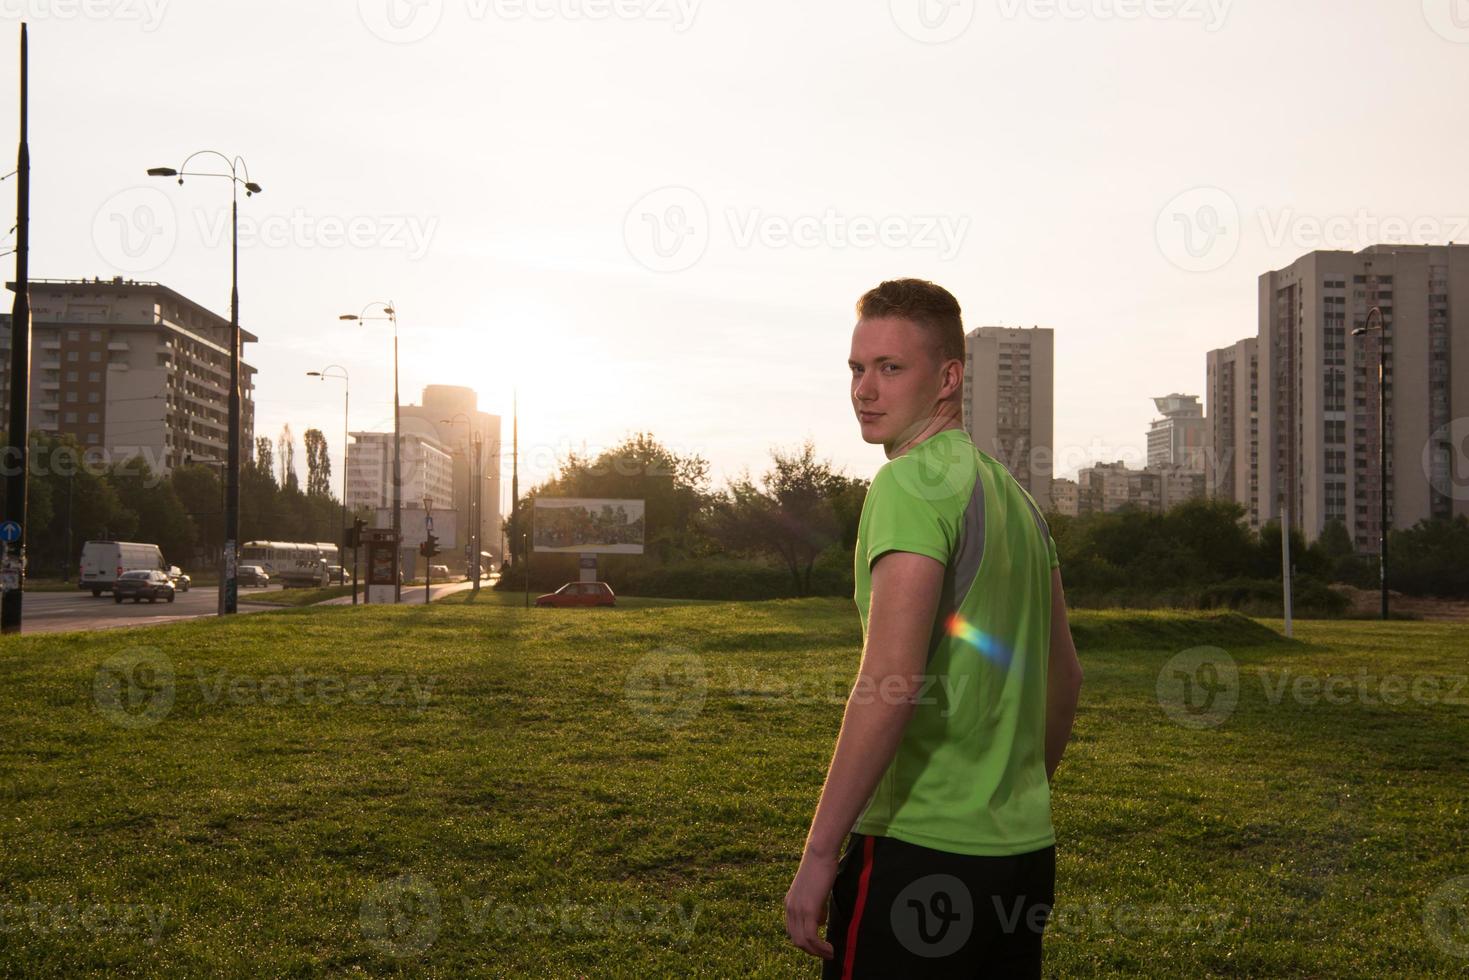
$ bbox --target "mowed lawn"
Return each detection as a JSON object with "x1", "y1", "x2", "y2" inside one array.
[{"x1": 1, "y1": 598, "x2": 1467, "y2": 977}]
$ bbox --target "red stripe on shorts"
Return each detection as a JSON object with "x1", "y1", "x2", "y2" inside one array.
[{"x1": 841, "y1": 835, "x2": 877, "y2": 980}]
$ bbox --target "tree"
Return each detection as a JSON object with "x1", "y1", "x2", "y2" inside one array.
[
  {"x1": 255, "y1": 437, "x2": 275, "y2": 486},
  {"x1": 708, "y1": 439, "x2": 857, "y2": 596},
  {"x1": 277, "y1": 424, "x2": 299, "y2": 493},
  {"x1": 304, "y1": 428, "x2": 332, "y2": 498}
]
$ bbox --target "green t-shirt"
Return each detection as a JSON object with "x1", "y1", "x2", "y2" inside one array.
[{"x1": 851, "y1": 426, "x2": 1060, "y2": 856}]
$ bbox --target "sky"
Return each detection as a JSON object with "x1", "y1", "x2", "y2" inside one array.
[{"x1": 3, "y1": 0, "x2": 1468, "y2": 515}]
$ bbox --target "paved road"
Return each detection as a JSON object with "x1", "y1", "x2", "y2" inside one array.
[{"x1": 18, "y1": 584, "x2": 287, "y2": 635}]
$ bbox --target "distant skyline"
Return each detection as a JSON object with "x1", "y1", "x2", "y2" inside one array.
[{"x1": 3, "y1": 1, "x2": 1468, "y2": 514}]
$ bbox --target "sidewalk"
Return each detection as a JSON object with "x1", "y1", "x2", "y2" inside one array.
[{"x1": 320, "y1": 579, "x2": 483, "y2": 606}]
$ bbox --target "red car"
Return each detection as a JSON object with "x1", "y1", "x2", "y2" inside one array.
[{"x1": 535, "y1": 581, "x2": 616, "y2": 608}]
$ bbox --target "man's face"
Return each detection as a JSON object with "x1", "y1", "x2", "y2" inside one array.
[{"x1": 849, "y1": 315, "x2": 955, "y2": 450}]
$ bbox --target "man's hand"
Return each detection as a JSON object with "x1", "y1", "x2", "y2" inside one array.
[{"x1": 784, "y1": 849, "x2": 839, "y2": 959}]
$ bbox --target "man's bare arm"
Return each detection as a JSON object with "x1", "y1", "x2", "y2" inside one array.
[
  {"x1": 1045, "y1": 565, "x2": 1083, "y2": 780},
  {"x1": 801, "y1": 550, "x2": 943, "y2": 859}
]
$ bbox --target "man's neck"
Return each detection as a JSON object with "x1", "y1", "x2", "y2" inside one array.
[{"x1": 885, "y1": 413, "x2": 964, "y2": 460}]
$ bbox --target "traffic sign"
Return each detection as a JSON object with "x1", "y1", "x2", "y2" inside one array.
[{"x1": 0, "y1": 521, "x2": 19, "y2": 543}]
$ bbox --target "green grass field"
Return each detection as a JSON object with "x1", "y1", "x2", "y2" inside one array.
[{"x1": 1, "y1": 600, "x2": 1466, "y2": 976}]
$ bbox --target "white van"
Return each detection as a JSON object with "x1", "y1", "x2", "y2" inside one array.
[{"x1": 79, "y1": 541, "x2": 166, "y2": 596}]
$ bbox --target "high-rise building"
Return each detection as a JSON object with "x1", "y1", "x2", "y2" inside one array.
[
  {"x1": 346, "y1": 430, "x2": 454, "y2": 514},
  {"x1": 963, "y1": 326, "x2": 1054, "y2": 510},
  {"x1": 0, "y1": 277, "x2": 257, "y2": 473},
  {"x1": 399, "y1": 385, "x2": 503, "y2": 569},
  {"x1": 1146, "y1": 393, "x2": 1206, "y2": 470},
  {"x1": 1205, "y1": 338, "x2": 1260, "y2": 527},
  {"x1": 1255, "y1": 244, "x2": 1469, "y2": 548}
]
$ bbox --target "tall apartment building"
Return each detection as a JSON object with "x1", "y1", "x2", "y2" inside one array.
[
  {"x1": 346, "y1": 430, "x2": 454, "y2": 514},
  {"x1": 1147, "y1": 393, "x2": 1206, "y2": 470},
  {"x1": 0, "y1": 277, "x2": 257, "y2": 472},
  {"x1": 399, "y1": 385, "x2": 504, "y2": 567},
  {"x1": 1205, "y1": 338, "x2": 1260, "y2": 527},
  {"x1": 1254, "y1": 244, "x2": 1469, "y2": 549},
  {"x1": 963, "y1": 326, "x2": 1054, "y2": 510}
]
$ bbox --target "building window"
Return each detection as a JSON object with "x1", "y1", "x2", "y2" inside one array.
[
  {"x1": 86, "y1": 432, "x2": 100, "y2": 444},
  {"x1": 67, "y1": 351, "x2": 78, "y2": 362},
  {"x1": 90, "y1": 330, "x2": 101, "y2": 341},
  {"x1": 89, "y1": 351, "x2": 101, "y2": 362},
  {"x1": 87, "y1": 412, "x2": 99, "y2": 423},
  {"x1": 66, "y1": 370, "x2": 77, "y2": 382},
  {"x1": 64, "y1": 412, "x2": 77, "y2": 423},
  {"x1": 67, "y1": 329, "x2": 79, "y2": 340},
  {"x1": 65, "y1": 391, "x2": 77, "y2": 402},
  {"x1": 87, "y1": 392, "x2": 99, "y2": 403},
  {"x1": 88, "y1": 371, "x2": 100, "y2": 382}
]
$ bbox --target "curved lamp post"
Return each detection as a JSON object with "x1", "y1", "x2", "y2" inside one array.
[
  {"x1": 148, "y1": 151, "x2": 261, "y2": 615},
  {"x1": 339, "y1": 301, "x2": 399, "y2": 601},
  {"x1": 1351, "y1": 305, "x2": 1389, "y2": 620}
]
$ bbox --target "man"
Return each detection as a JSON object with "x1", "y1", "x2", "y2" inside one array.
[{"x1": 784, "y1": 278, "x2": 1084, "y2": 977}]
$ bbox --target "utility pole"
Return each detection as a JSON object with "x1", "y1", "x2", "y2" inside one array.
[{"x1": 1, "y1": 23, "x2": 31, "y2": 633}]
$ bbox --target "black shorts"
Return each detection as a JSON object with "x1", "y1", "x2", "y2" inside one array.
[{"x1": 821, "y1": 832, "x2": 1056, "y2": 980}]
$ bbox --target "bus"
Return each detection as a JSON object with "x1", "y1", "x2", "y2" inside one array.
[{"x1": 239, "y1": 541, "x2": 332, "y2": 587}]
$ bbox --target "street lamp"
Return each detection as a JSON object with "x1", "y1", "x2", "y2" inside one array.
[
  {"x1": 339, "y1": 301, "x2": 399, "y2": 602},
  {"x1": 1352, "y1": 305, "x2": 1389, "y2": 620},
  {"x1": 307, "y1": 365, "x2": 351, "y2": 602},
  {"x1": 149, "y1": 151, "x2": 261, "y2": 615},
  {"x1": 442, "y1": 412, "x2": 484, "y2": 597}
]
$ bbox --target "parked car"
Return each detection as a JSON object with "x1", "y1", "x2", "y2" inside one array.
[
  {"x1": 167, "y1": 565, "x2": 191, "y2": 592},
  {"x1": 429, "y1": 563, "x2": 450, "y2": 580},
  {"x1": 326, "y1": 564, "x2": 351, "y2": 584},
  {"x1": 78, "y1": 540, "x2": 165, "y2": 596},
  {"x1": 113, "y1": 569, "x2": 175, "y2": 604},
  {"x1": 535, "y1": 581, "x2": 616, "y2": 608},
  {"x1": 237, "y1": 565, "x2": 271, "y2": 588}
]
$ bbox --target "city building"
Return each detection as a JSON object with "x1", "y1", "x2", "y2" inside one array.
[
  {"x1": 398, "y1": 385, "x2": 503, "y2": 570},
  {"x1": 346, "y1": 430, "x2": 454, "y2": 514},
  {"x1": 1146, "y1": 393, "x2": 1206, "y2": 470},
  {"x1": 1204, "y1": 338, "x2": 1260, "y2": 528},
  {"x1": 1050, "y1": 477, "x2": 1079, "y2": 517},
  {"x1": 1072, "y1": 460, "x2": 1206, "y2": 516},
  {"x1": 1255, "y1": 244, "x2": 1469, "y2": 549},
  {"x1": 0, "y1": 277, "x2": 257, "y2": 473},
  {"x1": 963, "y1": 326, "x2": 1054, "y2": 510}
]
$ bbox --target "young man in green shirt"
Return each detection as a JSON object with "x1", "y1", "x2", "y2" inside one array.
[{"x1": 784, "y1": 279, "x2": 1084, "y2": 977}]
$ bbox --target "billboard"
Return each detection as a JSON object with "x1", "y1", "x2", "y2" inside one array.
[{"x1": 532, "y1": 498, "x2": 645, "y2": 554}]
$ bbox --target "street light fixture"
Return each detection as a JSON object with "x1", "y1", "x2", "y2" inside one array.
[
  {"x1": 339, "y1": 301, "x2": 399, "y2": 602},
  {"x1": 149, "y1": 150, "x2": 261, "y2": 615},
  {"x1": 307, "y1": 365, "x2": 352, "y2": 603}
]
